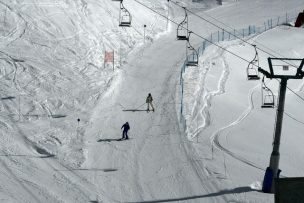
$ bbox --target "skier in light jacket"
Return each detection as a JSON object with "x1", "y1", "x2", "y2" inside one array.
[{"x1": 146, "y1": 93, "x2": 154, "y2": 112}]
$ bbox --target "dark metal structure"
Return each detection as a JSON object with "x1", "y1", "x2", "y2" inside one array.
[
  {"x1": 247, "y1": 45, "x2": 260, "y2": 80},
  {"x1": 275, "y1": 177, "x2": 304, "y2": 203},
  {"x1": 295, "y1": 10, "x2": 304, "y2": 27},
  {"x1": 260, "y1": 57, "x2": 304, "y2": 193},
  {"x1": 177, "y1": 7, "x2": 188, "y2": 40}
]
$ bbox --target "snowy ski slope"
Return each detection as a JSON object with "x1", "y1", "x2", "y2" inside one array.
[{"x1": 0, "y1": 0, "x2": 303, "y2": 202}]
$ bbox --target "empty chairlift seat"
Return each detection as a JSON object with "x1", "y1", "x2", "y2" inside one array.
[
  {"x1": 186, "y1": 32, "x2": 198, "y2": 66},
  {"x1": 247, "y1": 66, "x2": 260, "y2": 80},
  {"x1": 177, "y1": 7, "x2": 189, "y2": 40},
  {"x1": 186, "y1": 49, "x2": 199, "y2": 66},
  {"x1": 247, "y1": 45, "x2": 260, "y2": 80},
  {"x1": 119, "y1": 1, "x2": 131, "y2": 27},
  {"x1": 262, "y1": 95, "x2": 275, "y2": 108},
  {"x1": 261, "y1": 77, "x2": 275, "y2": 108}
]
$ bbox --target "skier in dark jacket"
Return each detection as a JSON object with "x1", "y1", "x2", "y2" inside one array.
[{"x1": 121, "y1": 122, "x2": 130, "y2": 140}]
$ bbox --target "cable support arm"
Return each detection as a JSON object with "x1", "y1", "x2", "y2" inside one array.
[{"x1": 258, "y1": 67, "x2": 272, "y2": 78}]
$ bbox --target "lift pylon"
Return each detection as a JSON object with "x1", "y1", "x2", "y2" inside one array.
[{"x1": 259, "y1": 57, "x2": 304, "y2": 193}]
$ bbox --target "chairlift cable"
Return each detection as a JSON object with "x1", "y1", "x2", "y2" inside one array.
[
  {"x1": 284, "y1": 111, "x2": 304, "y2": 125},
  {"x1": 271, "y1": 104, "x2": 304, "y2": 125},
  {"x1": 133, "y1": 0, "x2": 304, "y2": 103},
  {"x1": 193, "y1": 4, "x2": 293, "y2": 62},
  {"x1": 133, "y1": 0, "x2": 252, "y2": 63},
  {"x1": 284, "y1": 82, "x2": 304, "y2": 101},
  {"x1": 169, "y1": 0, "x2": 299, "y2": 69}
]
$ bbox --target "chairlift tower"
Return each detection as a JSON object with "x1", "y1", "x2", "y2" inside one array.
[{"x1": 259, "y1": 57, "x2": 304, "y2": 193}]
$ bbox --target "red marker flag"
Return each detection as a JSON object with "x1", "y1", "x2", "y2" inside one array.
[{"x1": 104, "y1": 51, "x2": 114, "y2": 63}]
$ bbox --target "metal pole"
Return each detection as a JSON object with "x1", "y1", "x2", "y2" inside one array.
[
  {"x1": 4, "y1": 6, "x2": 7, "y2": 26},
  {"x1": 271, "y1": 18, "x2": 273, "y2": 28},
  {"x1": 185, "y1": 40, "x2": 188, "y2": 64},
  {"x1": 143, "y1": 24, "x2": 146, "y2": 44},
  {"x1": 285, "y1": 12, "x2": 288, "y2": 24},
  {"x1": 260, "y1": 57, "x2": 304, "y2": 193},
  {"x1": 103, "y1": 51, "x2": 106, "y2": 69},
  {"x1": 120, "y1": 30, "x2": 122, "y2": 67},
  {"x1": 181, "y1": 77, "x2": 183, "y2": 114},
  {"x1": 264, "y1": 78, "x2": 287, "y2": 193},
  {"x1": 18, "y1": 95, "x2": 21, "y2": 121},
  {"x1": 166, "y1": 0, "x2": 169, "y2": 30}
]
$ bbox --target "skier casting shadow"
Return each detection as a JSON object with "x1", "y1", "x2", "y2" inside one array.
[
  {"x1": 146, "y1": 93, "x2": 154, "y2": 112},
  {"x1": 121, "y1": 122, "x2": 130, "y2": 140}
]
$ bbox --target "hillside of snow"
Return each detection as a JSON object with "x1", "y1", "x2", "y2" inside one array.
[
  {"x1": 0, "y1": 0, "x2": 303, "y2": 202},
  {"x1": 183, "y1": 26, "x2": 304, "y2": 202},
  {"x1": 0, "y1": 0, "x2": 169, "y2": 167}
]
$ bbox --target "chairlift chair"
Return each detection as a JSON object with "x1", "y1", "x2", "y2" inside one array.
[
  {"x1": 247, "y1": 67, "x2": 260, "y2": 80},
  {"x1": 261, "y1": 77, "x2": 275, "y2": 108},
  {"x1": 186, "y1": 46, "x2": 199, "y2": 66},
  {"x1": 185, "y1": 32, "x2": 198, "y2": 66},
  {"x1": 247, "y1": 45, "x2": 260, "y2": 80},
  {"x1": 177, "y1": 7, "x2": 188, "y2": 40},
  {"x1": 119, "y1": 1, "x2": 131, "y2": 27},
  {"x1": 262, "y1": 95, "x2": 275, "y2": 108}
]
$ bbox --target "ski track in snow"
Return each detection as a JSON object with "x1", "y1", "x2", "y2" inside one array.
[
  {"x1": 0, "y1": 90, "x2": 116, "y2": 202},
  {"x1": 184, "y1": 38, "x2": 268, "y2": 173},
  {"x1": 0, "y1": 0, "x2": 303, "y2": 202},
  {"x1": 0, "y1": 1, "x2": 125, "y2": 201},
  {"x1": 145, "y1": 70, "x2": 229, "y2": 203},
  {"x1": 210, "y1": 83, "x2": 265, "y2": 171},
  {"x1": 187, "y1": 44, "x2": 231, "y2": 139}
]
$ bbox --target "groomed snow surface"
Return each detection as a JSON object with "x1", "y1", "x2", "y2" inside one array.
[{"x1": 0, "y1": 0, "x2": 304, "y2": 202}]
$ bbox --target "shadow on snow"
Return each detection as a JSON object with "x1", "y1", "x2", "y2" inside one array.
[
  {"x1": 126, "y1": 187, "x2": 259, "y2": 203},
  {"x1": 54, "y1": 168, "x2": 118, "y2": 172},
  {"x1": 97, "y1": 138, "x2": 122, "y2": 142}
]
